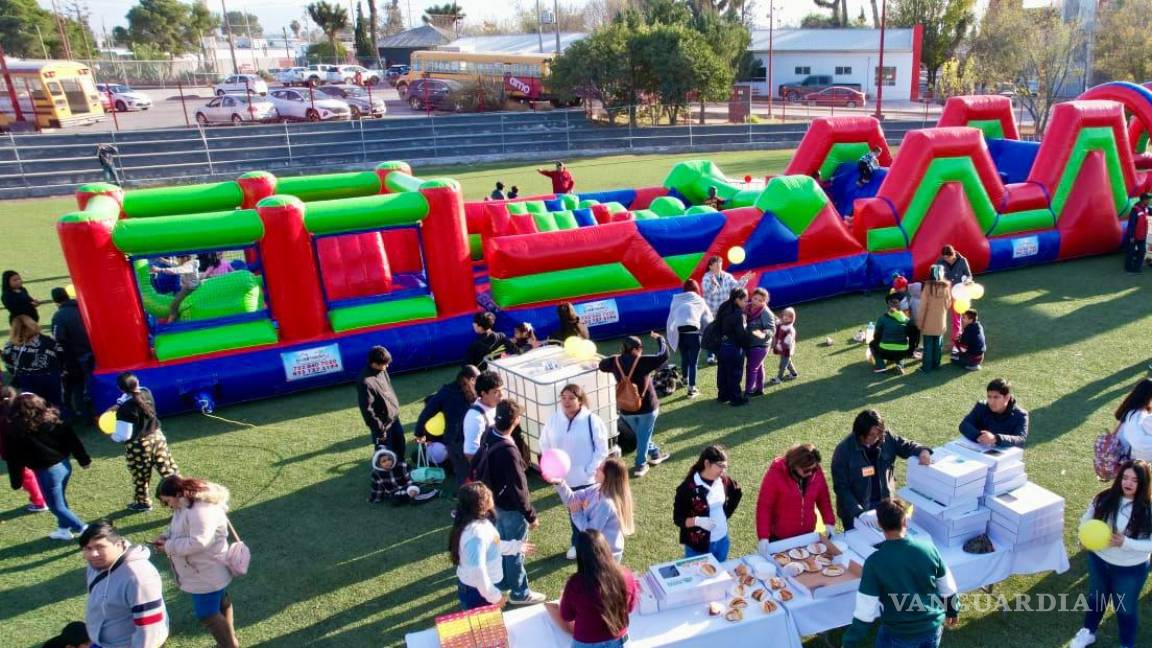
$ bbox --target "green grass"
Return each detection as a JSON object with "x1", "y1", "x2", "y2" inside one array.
[{"x1": 2, "y1": 150, "x2": 1151, "y2": 648}]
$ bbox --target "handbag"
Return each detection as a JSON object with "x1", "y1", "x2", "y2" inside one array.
[
  {"x1": 614, "y1": 356, "x2": 647, "y2": 413},
  {"x1": 1095, "y1": 423, "x2": 1131, "y2": 481},
  {"x1": 411, "y1": 444, "x2": 446, "y2": 485},
  {"x1": 224, "y1": 517, "x2": 251, "y2": 576}
]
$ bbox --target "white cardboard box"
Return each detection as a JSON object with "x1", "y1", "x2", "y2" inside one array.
[
  {"x1": 913, "y1": 506, "x2": 991, "y2": 547},
  {"x1": 985, "y1": 472, "x2": 1029, "y2": 496},
  {"x1": 944, "y1": 440, "x2": 1024, "y2": 472},
  {"x1": 906, "y1": 479, "x2": 987, "y2": 506},
  {"x1": 990, "y1": 510, "x2": 1065, "y2": 539},
  {"x1": 988, "y1": 460, "x2": 1027, "y2": 484},
  {"x1": 898, "y1": 487, "x2": 982, "y2": 520},
  {"x1": 986, "y1": 482, "x2": 1065, "y2": 524},
  {"x1": 908, "y1": 451, "x2": 989, "y2": 491},
  {"x1": 845, "y1": 521, "x2": 934, "y2": 559},
  {"x1": 989, "y1": 520, "x2": 1064, "y2": 550},
  {"x1": 647, "y1": 553, "x2": 733, "y2": 611}
]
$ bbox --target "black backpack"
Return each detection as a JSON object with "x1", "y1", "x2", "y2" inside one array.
[{"x1": 701, "y1": 320, "x2": 722, "y2": 354}]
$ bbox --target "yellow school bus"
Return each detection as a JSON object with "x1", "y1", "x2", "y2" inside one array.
[
  {"x1": 0, "y1": 59, "x2": 105, "y2": 129},
  {"x1": 396, "y1": 51, "x2": 554, "y2": 101}
]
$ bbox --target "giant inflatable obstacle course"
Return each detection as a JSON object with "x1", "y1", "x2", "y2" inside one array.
[{"x1": 59, "y1": 87, "x2": 1149, "y2": 414}]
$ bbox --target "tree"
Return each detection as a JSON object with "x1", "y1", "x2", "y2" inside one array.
[
  {"x1": 1093, "y1": 0, "x2": 1152, "y2": 84},
  {"x1": 515, "y1": 3, "x2": 587, "y2": 32},
  {"x1": 550, "y1": 22, "x2": 635, "y2": 124},
  {"x1": 307, "y1": 41, "x2": 347, "y2": 63},
  {"x1": 354, "y1": 1, "x2": 373, "y2": 57},
  {"x1": 422, "y1": 2, "x2": 464, "y2": 34},
  {"x1": 0, "y1": 0, "x2": 95, "y2": 58},
  {"x1": 367, "y1": 0, "x2": 379, "y2": 63},
  {"x1": 634, "y1": 24, "x2": 728, "y2": 124},
  {"x1": 937, "y1": 57, "x2": 976, "y2": 97},
  {"x1": 111, "y1": 25, "x2": 131, "y2": 47},
  {"x1": 800, "y1": 11, "x2": 838, "y2": 28},
  {"x1": 888, "y1": 0, "x2": 974, "y2": 88},
  {"x1": 307, "y1": 1, "x2": 349, "y2": 59},
  {"x1": 290, "y1": 19, "x2": 302, "y2": 38},
  {"x1": 811, "y1": 0, "x2": 848, "y2": 27},
  {"x1": 125, "y1": 0, "x2": 198, "y2": 56},
  {"x1": 383, "y1": 0, "x2": 405, "y2": 35},
  {"x1": 223, "y1": 10, "x2": 263, "y2": 38}
]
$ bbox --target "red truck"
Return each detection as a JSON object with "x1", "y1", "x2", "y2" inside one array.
[{"x1": 778, "y1": 75, "x2": 863, "y2": 102}]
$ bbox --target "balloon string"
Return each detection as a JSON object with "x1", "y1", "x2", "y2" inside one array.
[{"x1": 200, "y1": 412, "x2": 297, "y2": 433}]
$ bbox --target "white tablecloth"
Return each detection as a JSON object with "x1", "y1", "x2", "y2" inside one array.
[{"x1": 405, "y1": 605, "x2": 572, "y2": 648}]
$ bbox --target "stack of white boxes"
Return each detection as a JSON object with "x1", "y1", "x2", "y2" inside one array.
[
  {"x1": 984, "y1": 481, "x2": 1066, "y2": 551},
  {"x1": 945, "y1": 439, "x2": 1028, "y2": 497},
  {"x1": 900, "y1": 450, "x2": 992, "y2": 547}
]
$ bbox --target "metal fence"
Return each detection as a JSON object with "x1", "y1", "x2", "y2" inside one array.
[{"x1": 0, "y1": 111, "x2": 930, "y2": 200}]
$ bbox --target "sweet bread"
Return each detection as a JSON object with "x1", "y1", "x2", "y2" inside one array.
[
  {"x1": 779, "y1": 588, "x2": 794, "y2": 601},
  {"x1": 750, "y1": 589, "x2": 767, "y2": 602},
  {"x1": 807, "y1": 542, "x2": 828, "y2": 555},
  {"x1": 708, "y1": 601, "x2": 725, "y2": 616},
  {"x1": 787, "y1": 548, "x2": 811, "y2": 560},
  {"x1": 772, "y1": 553, "x2": 791, "y2": 566},
  {"x1": 724, "y1": 608, "x2": 744, "y2": 622},
  {"x1": 729, "y1": 597, "x2": 748, "y2": 609},
  {"x1": 761, "y1": 599, "x2": 778, "y2": 613},
  {"x1": 699, "y1": 563, "x2": 717, "y2": 577},
  {"x1": 734, "y1": 564, "x2": 749, "y2": 578},
  {"x1": 822, "y1": 565, "x2": 846, "y2": 577},
  {"x1": 769, "y1": 577, "x2": 785, "y2": 590}
]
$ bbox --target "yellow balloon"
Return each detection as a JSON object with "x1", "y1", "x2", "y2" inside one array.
[
  {"x1": 425, "y1": 412, "x2": 446, "y2": 437},
  {"x1": 967, "y1": 283, "x2": 985, "y2": 300},
  {"x1": 727, "y1": 246, "x2": 746, "y2": 265},
  {"x1": 578, "y1": 338, "x2": 598, "y2": 359},
  {"x1": 563, "y1": 336, "x2": 583, "y2": 357},
  {"x1": 65, "y1": 284, "x2": 76, "y2": 299},
  {"x1": 98, "y1": 411, "x2": 117, "y2": 435},
  {"x1": 1079, "y1": 519, "x2": 1111, "y2": 551},
  {"x1": 952, "y1": 297, "x2": 971, "y2": 314}
]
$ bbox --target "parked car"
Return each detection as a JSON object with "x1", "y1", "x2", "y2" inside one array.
[
  {"x1": 316, "y1": 85, "x2": 386, "y2": 118},
  {"x1": 213, "y1": 74, "x2": 269, "y2": 96},
  {"x1": 277, "y1": 67, "x2": 308, "y2": 86},
  {"x1": 332, "y1": 65, "x2": 381, "y2": 86},
  {"x1": 99, "y1": 92, "x2": 113, "y2": 112},
  {"x1": 780, "y1": 75, "x2": 863, "y2": 102},
  {"x1": 384, "y1": 64, "x2": 409, "y2": 86},
  {"x1": 802, "y1": 86, "x2": 866, "y2": 108},
  {"x1": 267, "y1": 87, "x2": 351, "y2": 121},
  {"x1": 304, "y1": 64, "x2": 342, "y2": 86},
  {"x1": 405, "y1": 79, "x2": 467, "y2": 112},
  {"x1": 95, "y1": 83, "x2": 152, "y2": 112},
  {"x1": 195, "y1": 95, "x2": 279, "y2": 125}
]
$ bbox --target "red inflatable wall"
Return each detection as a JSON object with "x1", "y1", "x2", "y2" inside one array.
[
  {"x1": 936, "y1": 95, "x2": 1020, "y2": 140},
  {"x1": 317, "y1": 232, "x2": 393, "y2": 301},
  {"x1": 784, "y1": 116, "x2": 892, "y2": 177}
]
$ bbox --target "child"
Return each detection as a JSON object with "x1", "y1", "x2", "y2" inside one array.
[
  {"x1": 152, "y1": 255, "x2": 200, "y2": 322},
  {"x1": 769, "y1": 307, "x2": 797, "y2": 384},
  {"x1": 952, "y1": 309, "x2": 986, "y2": 371},
  {"x1": 512, "y1": 322, "x2": 539, "y2": 354},
  {"x1": 490, "y1": 182, "x2": 507, "y2": 200},
  {"x1": 449, "y1": 482, "x2": 533, "y2": 610},
  {"x1": 368, "y1": 447, "x2": 435, "y2": 504},
  {"x1": 508, "y1": 186, "x2": 520, "y2": 199},
  {"x1": 198, "y1": 252, "x2": 234, "y2": 279},
  {"x1": 871, "y1": 296, "x2": 912, "y2": 374}
]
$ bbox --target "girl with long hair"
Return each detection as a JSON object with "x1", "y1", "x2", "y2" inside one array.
[
  {"x1": 3, "y1": 393, "x2": 90, "y2": 540},
  {"x1": 2, "y1": 269, "x2": 41, "y2": 323},
  {"x1": 0, "y1": 384, "x2": 47, "y2": 512},
  {"x1": 414, "y1": 365, "x2": 481, "y2": 491},
  {"x1": 152, "y1": 475, "x2": 238, "y2": 648},
  {"x1": 1116, "y1": 379, "x2": 1152, "y2": 461},
  {"x1": 1070, "y1": 460, "x2": 1152, "y2": 648},
  {"x1": 550, "y1": 456, "x2": 635, "y2": 561},
  {"x1": 743, "y1": 287, "x2": 776, "y2": 397},
  {"x1": 449, "y1": 482, "x2": 533, "y2": 610},
  {"x1": 546, "y1": 529, "x2": 638, "y2": 648},
  {"x1": 542, "y1": 384, "x2": 611, "y2": 559},
  {"x1": 553, "y1": 302, "x2": 590, "y2": 341},
  {"x1": 672, "y1": 445, "x2": 743, "y2": 561},
  {"x1": 2, "y1": 314, "x2": 63, "y2": 405},
  {"x1": 108, "y1": 372, "x2": 180, "y2": 512}
]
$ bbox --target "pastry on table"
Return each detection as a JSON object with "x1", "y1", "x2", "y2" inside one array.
[
  {"x1": 734, "y1": 564, "x2": 749, "y2": 578},
  {"x1": 750, "y1": 588, "x2": 767, "y2": 602},
  {"x1": 814, "y1": 555, "x2": 834, "y2": 567},
  {"x1": 782, "y1": 562, "x2": 805, "y2": 578},
  {"x1": 707, "y1": 601, "x2": 725, "y2": 616},
  {"x1": 807, "y1": 541, "x2": 828, "y2": 555},
  {"x1": 761, "y1": 599, "x2": 778, "y2": 614},
  {"x1": 778, "y1": 588, "x2": 794, "y2": 601},
  {"x1": 724, "y1": 608, "x2": 744, "y2": 622},
  {"x1": 772, "y1": 553, "x2": 791, "y2": 566},
  {"x1": 804, "y1": 559, "x2": 821, "y2": 573},
  {"x1": 822, "y1": 565, "x2": 846, "y2": 577},
  {"x1": 788, "y1": 548, "x2": 811, "y2": 560},
  {"x1": 769, "y1": 577, "x2": 785, "y2": 590},
  {"x1": 729, "y1": 597, "x2": 748, "y2": 609},
  {"x1": 731, "y1": 584, "x2": 746, "y2": 597},
  {"x1": 740, "y1": 574, "x2": 756, "y2": 587},
  {"x1": 699, "y1": 563, "x2": 718, "y2": 577}
]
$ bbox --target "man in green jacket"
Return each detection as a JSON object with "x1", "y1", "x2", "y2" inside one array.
[
  {"x1": 843, "y1": 498, "x2": 958, "y2": 647},
  {"x1": 870, "y1": 296, "x2": 912, "y2": 374}
]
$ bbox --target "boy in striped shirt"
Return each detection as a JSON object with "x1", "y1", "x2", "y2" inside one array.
[{"x1": 81, "y1": 522, "x2": 168, "y2": 648}]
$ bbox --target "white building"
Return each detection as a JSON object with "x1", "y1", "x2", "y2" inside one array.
[
  {"x1": 747, "y1": 27, "x2": 923, "y2": 103},
  {"x1": 440, "y1": 32, "x2": 587, "y2": 55}
]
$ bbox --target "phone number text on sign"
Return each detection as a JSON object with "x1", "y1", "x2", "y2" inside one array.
[
  {"x1": 282, "y1": 343, "x2": 344, "y2": 382},
  {"x1": 574, "y1": 299, "x2": 620, "y2": 327}
]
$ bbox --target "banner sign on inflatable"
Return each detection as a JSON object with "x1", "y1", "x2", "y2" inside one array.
[
  {"x1": 1012, "y1": 236, "x2": 1039, "y2": 259},
  {"x1": 282, "y1": 344, "x2": 344, "y2": 382},
  {"x1": 574, "y1": 299, "x2": 621, "y2": 327}
]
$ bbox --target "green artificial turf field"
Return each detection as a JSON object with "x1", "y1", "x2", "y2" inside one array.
[{"x1": 1, "y1": 150, "x2": 1150, "y2": 647}]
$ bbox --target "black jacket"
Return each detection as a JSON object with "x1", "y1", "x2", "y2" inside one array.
[
  {"x1": 465, "y1": 331, "x2": 513, "y2": 370},
  {"x1": 959, "y1": 398, "x2": 1029, "y2": 448},
  {"x1": 672, "y1": 473, "x2": 742, "y2": 551},
  {"x1": 414, "y1": 382, "x2": 472, "y2": 445},
  {"x1": 51, "y1": 300, "x2": 92, "y2": 369},
  {"x1": 935, "y1": 254, "x2": 972, "y2": 286},
  {"x1": 472, "y1": 429, "x2": 536, "y2": 523},
  {"x1": 115, "y1": 388, "x2": 160, "y2": 441},
  {"x1": 357, "y1": 366, "x2": 400, "y2": 445},
  {"x1": 716, "y1": 301, "x2": 752, "y2": 348},
  {"x1": 6, "y1": 420, "x2": 90, "y2": 487},
  {"x1": 598, "y1": 337, "x2": 669, "y2": 414},
  {"x1": 1, "y1": 288, "x2": 38, "y2": 323},
  {"x1": 831, "y1": 431, "x2": 930, "y2": 529}
]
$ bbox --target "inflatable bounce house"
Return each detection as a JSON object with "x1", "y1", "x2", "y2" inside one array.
[{"x1": 58, "y1": 85, "x2": 1151, "y2": 414}]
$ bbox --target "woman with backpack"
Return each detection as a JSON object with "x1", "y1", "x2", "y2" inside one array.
[
  {"x1": 541, "y1": 384, "x2": 610, "y2": 560},
  {"x1": 598, "y1": 333, "x2": 669, "y2": 479},
  {"x1": 152, "y1": 475, "x2": 240, "y2": 648},
  {"x1": 108, "y1": 372, "x2": 180, "y2": 513},
  {"x1": 414, "y1": 365, "x2": 481, "y2": 491},
  {"x1": 673, "y1": 445, "x2": 742, "y2": 561}
]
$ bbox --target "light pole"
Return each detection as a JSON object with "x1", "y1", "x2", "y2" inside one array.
[
  {"x1": 553, "y1": 0, "x2": 561, "y2": 54},
  {"x1": 874, "y1": 0, "x2": 887, "y2": 120},
  {"x1": 536, "y1": 0, "x2": 543, "y2": 53},
  {"x1": 767, "y1": 1, "x2": 778, "y2": 119}
]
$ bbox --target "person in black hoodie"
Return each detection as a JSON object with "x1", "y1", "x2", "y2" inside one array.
[
  {"x1": 471, "y1": 399, "x2": 546, "y2": 605},
  {"x1": 465, "y1": 312, "x2": 514, "y2": 370},
  {"x1": 51, "y1": 288, "x2": 94, "y2": 425},
  {"x1": 959, "y1": 378, "x2": 1029, "y2": 448},
  {"x1": 714, "y1": 288, "x2": 753, "y2": 407},
  {"x1": 107, "y1": 373, "x2": 179, "y2": 512},
  {"x1": 414, "y1": 365, "x2": 480, "y2": 490},
  {"x1": 5, "y1": 392, "x2": 90, "y2": 541},
  {"x1": 672, "y1": 445, "x2": 742, "y2": 561},
  {"x1": 357, "y1": 346, "x2": 405, "y2": 457}
]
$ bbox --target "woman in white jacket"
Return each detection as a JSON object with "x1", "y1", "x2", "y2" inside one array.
[
  {"x1": 152, "y1": 475, "x2": 238, "y2": 648},
  {"x1": 449, "y1": 482, "x2": 533, "y2": 610},
  {"x1": 1070, "y1": 460, "x2": 1152, "y2": 648},
  {"x1": 666, "y1": 279, "x2": 713, "y2": 398},
  {"x1": 540, "y1": 384, "x2": 610, "y2": 560},
  {"x1": 1116, "y1": 379, "x2": 1152, "y2": 461}
]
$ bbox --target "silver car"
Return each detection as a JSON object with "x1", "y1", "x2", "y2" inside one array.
[
  {"x1": 267, "y1": 88, "x2": 351, "y2": 121},
  {"x1": 195, "y1": 95, "x2": 279, "y2": 126},
  {"x1": 316, "y1": 85, "x2": 387, "y2": 118}
]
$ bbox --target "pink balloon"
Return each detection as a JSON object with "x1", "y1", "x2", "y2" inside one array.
[{"x1": 540, "y1": 449, "x2": 571, "y2": 481}]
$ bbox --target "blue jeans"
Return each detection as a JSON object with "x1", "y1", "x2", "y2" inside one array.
[
  {"x1": 494, "y1": 508, "x2": 530, "y2": 600},
  {"x1": 620, "y1": 411, "x2": 659, "y2": 469},
  {"x1": 457, "y1": 582, "x2": 490, "y2": 610},
  {"x1": 684, "y1": 534, "x2": 730, "y2": 562},
  {"x1": 573, "y1": 638, "x2": 626, "y2": 648},
  {"x1": 1084, "y1": 553, "x2": 1150, "y2": 646},
  {"x1": 679, "y1": 331, "x2": 701, "y2": 389},
  {"x1": 34, "y1": 460, "x2": 85, "y2": 531},
  {"x1": 875, "y1": 625, "x2": 942, "y2": 648}
]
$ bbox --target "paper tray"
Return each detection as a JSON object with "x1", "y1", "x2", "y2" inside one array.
[{"x1": 785, "y1": 560, "x2": 863, "y2": 599}]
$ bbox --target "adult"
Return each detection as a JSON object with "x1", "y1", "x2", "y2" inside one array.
[
  {"x1": 51, "y1": 287, "x2": 94, "y2": 424},
  {"x1": 959, "y1": 378, "x2": 1029, "y2": 448},
  {"x1": 108, "y1": 373, "x2": 180, "y2": 512},
  {"x1": 462, "y1": 370, "x2": 503, "y2": 462},
  {"x1": 540, "y1": 383, "x2": 611, "y2": 559},
  {"x1": 714, "y1": 288, "x2": 752, "y2": 406},
  {"x1": 843, "y1": 498, "x2": 958, "y2": 648},
  {"x1": 916, "y1": 265, "x2": 952, "y2": 372},
  {"x1": 552, "y1": 456, "x2": 635, "y2": 562},
  {"x1": 357, "y1": 345, "x2": 405, "y2": 457},
  {"x1": 471, "y1": 399, "x2": 546, "y2": 605},
  {"x1": 414, "y1": 365, "x2": 481, "y2": 489},
  {"x1": 152, "y1": 476, "x2": 239, "y2": 648},
  {"x1": 5, "y1": 393, "x2": 90, "y2": 540},
  {"x1": 1124, "y1": 193, "x2": 1151, "y2": 274},
  {"x1": 831, "y1": 409, "x2": 932, "y2": 530},
  {"x1": 450, "y1": 482, "x2": 528, "y2": 610},
  {"x1": 744, "y1": 287, "x2": 776, "y2": 398},
  {"x1": 1070, "y1": 460, "x2": 1152, "y2": 648},
  {"x1": 673, "y1": 445, "x2": 742, "y2": 561},
  {"x1": 0, "y1": 384, "x2": 47, "y2": 513},
  {"x1": 702, "y1": 186, "x2": 725, "y2": 210},
  {"x1": 755, "y1": 443, "x2": 835, "y2": 547},
  {"x1": 2, "y1": 269, "x2": 41, "y2": 323},
  {"x1": 96, "y1": 144, "x2": 121, "y2": 186},
  {"x1": 465, "y1": 312, "x2": 512, "y2": 370},
  {"x1": 553, "y1": 302, "x2": 590, "y2": 342},
  {"x1": 870, "y1": 295, "x2": 913, "y2": 374},
  {"x1": 538, "y1": 161, "x2": 575, "y2": 194},
  {"x1": 1116, "y1": 379, "x2": 1152, "y2": 461},
  {"x1": 80, "y1": 522, "x2": 168, "y2": 648},
  {"x1": 491, "y1": 182, "x2": 507, "y2": 200},
  {"x1": 545, "y1": 529, "x2": 639, "y2": 648},
  {"x1": 2, "y1": 315, "x2": 63, "y2": 405},
  {"x1": 665, "y1": 279, "x2": 713, "y2": 398},
  {"x1": 701, "y1": 256, "x2": 749, "y2": 363},
  {"x1": 935, "y1": 244, "x2": 973, "y2": 346},
  {"x1": 598, "y1": 333, "x2": 670, "y2": 478}
]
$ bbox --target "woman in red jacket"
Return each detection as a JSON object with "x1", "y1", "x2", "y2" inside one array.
[{"x1": 755, "y1": 443, "x2": 835, "y2": 550}]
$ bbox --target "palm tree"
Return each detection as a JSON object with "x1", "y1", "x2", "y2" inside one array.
[
  {"x1": 307, "y1": 1, "x2": 349, "y2": 57},
  {"x1": 422, "y1": 2, "x2": 465, "y2": 35}
]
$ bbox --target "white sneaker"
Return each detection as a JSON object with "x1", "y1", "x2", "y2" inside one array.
[
  {"x1": 48, "y1": 528, "x2": 74, "y2": 541},
  {"x1": 1070, "y1": 628, "x2": 1096, "y2": 648},
  {"x1": 508, "y1": 590, "x2": 547, "y2": 605},
  {"x1": 566, "y1": 546, "x2": 577, "y2": 560}
]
